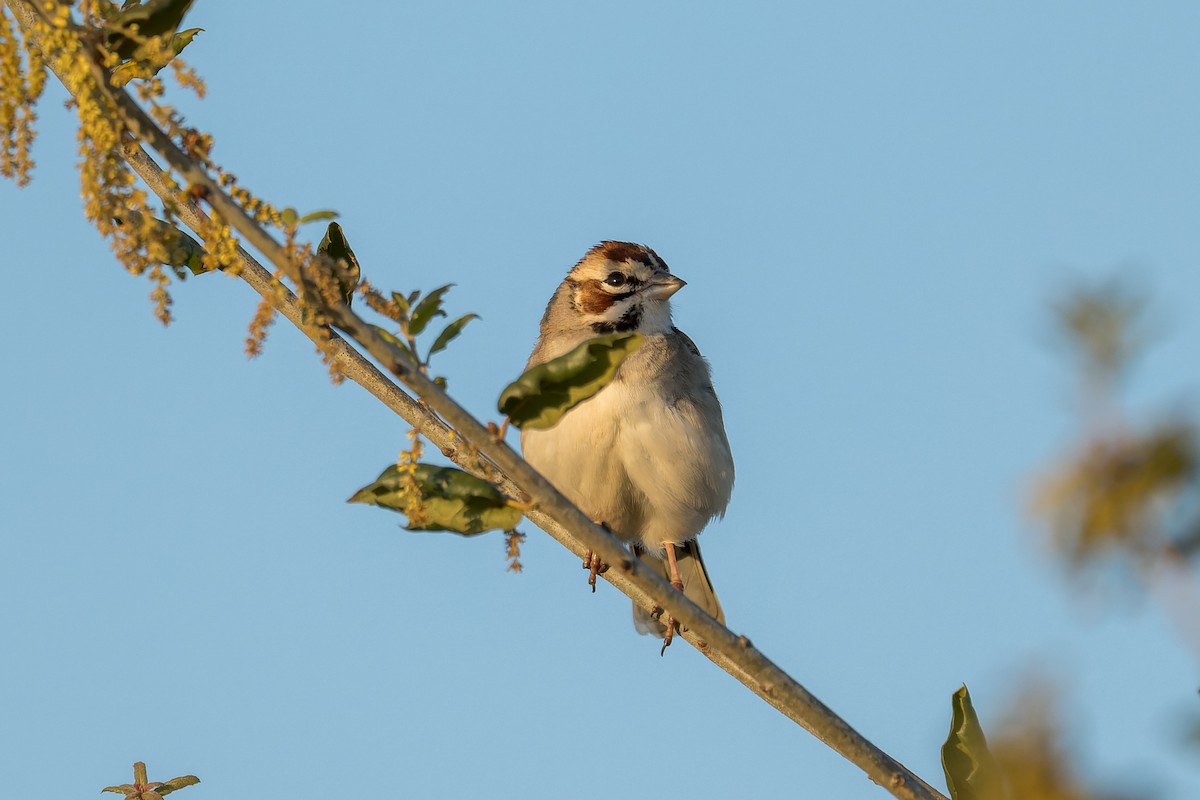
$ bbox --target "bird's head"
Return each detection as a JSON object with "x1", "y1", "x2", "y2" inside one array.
[{"x1": 565, "y1": 241, "x2": 685, "y2": 335}]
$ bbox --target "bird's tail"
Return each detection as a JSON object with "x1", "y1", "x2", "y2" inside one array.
[{"x1": 632, "y1": 540, "x2": 725, "y2": 637}]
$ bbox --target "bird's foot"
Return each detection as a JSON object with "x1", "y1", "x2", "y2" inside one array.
[
  {"x1": 582, "y1": 550, "x2": 609, "y2": 592},
  {"x1": 659, "y1": 576, "x2": 685, "y2": 655}
]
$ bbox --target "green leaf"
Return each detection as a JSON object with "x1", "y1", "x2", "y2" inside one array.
[
  {"x1": 390, "y1": 291, "x2": 411, "y2": 318},
  {"x1": 369, "y1": 325, "x2": 417, "y2": 363},
  {"x1": 114, "y1": 213, "x2": 210, "y2": 275},
  {"x1": 155, "y1": 776, "x2": 200, "y2": 796},
  {"x1": 429, "y1": 313, "x2": 479, "y2": 357},
  {"x1": 942, "y1": 685, "x2": 1006, "y2": 800},
  {"x1": 299, "y1": 209, "x2": 339, "y2": 224},
  {"x1": 280, "y1": 207, "x2": 299, "y2": 228},
  {"x1": 408, "y1": 284, "x2": 452, "y2": 337},
  {"x1": 170, "y1": 27, "x2": 203, "y2": 56},
  {"x1": 316, "y1": 222, "x2": 361, "y2": 304},
  {"x1": 103, "y1": 785, "x2": 136, "y2": 795},
  {"x1": 106, "y1": 0, "x2": 197, "y2": 59},
  {"x1": 498, "y1": 333, "x2": 643, "y2": 430},
  {"x1": 108, "y1": 27, "x2": 202, "y2": 86},
  {"x1": 156, "y1": 222, "x2": 207, "y2": 276},
  {"x1": 348, "y1": 464, "x2": 522, "y2": 534}
]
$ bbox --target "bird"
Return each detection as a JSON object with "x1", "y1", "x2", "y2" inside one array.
[{"x1": 520, "y1": 241, "x2": 734, "y2": 652}]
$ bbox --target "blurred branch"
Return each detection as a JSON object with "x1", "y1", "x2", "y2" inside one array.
[{"x1": 6, "y1": 2, "x2": 947, "y2": 798}]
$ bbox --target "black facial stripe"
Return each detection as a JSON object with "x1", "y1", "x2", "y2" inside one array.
[{"x1": 590, "y1": 305, "x2": 641, "y2": 334}]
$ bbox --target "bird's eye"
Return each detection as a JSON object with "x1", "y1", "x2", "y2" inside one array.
[{"x1": 604, "y1": 272, "x2": 627, "y2": 287}]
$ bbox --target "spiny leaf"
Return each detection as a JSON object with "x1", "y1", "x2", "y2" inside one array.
[
  {"x1": 349, "y1": 464, "x2": 522, "y2": 534},
  {"x1": 316, "y1": 222, "x2": 361, "y2": 304},
  {"x1": 429, "y1": 313, "x2": 479, "y2": 356},
  {"x1": 408, "y1": 284, "x2": 452, "y2": 337},
  {"x1": 498, "y1": 333, "x2": 643, "y2": 430},
  {"x1": 155, "y1": 776, "x2": 200, "y2": 796},
  {"x1": 942, "y1": 685, "x2": 1007, "y2": 800},
  {"x1": 106, "y1": 0, "x2": 197, "y2": 59}
]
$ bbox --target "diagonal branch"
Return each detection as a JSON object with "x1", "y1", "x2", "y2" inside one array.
[{"x1": 6, "y1": 3, "x2": 948, "y2": 797}]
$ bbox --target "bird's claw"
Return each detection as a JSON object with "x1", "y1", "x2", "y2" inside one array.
[
  {"x1": 659, "y1": 577, "x2": 686, "y2": 655},
  {"x1": 582, "y1": 550, "x2": 609, "y2": 592}
]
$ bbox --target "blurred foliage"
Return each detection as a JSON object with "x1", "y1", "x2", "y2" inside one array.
[
  {"x1": 986, "y1": 682, "x2": 1145, "y2": 800},
  {"x1": 1033, "y1": 422, "x2": 1198, "y2": 567},
  {"x1": 1033, "y1": 278, "x2": 1200, "y2": 575},
  {"x1": 1052, "y1": 279, "x2": 1150, "y2": 394}
]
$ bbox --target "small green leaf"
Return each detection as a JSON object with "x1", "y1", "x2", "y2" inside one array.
[
  {"x1": 408, "y1": 284, "x2": 452, "y2": 336},
  {"x1": 170, "y1": 27, "x2": 202, "y2": 55},
  {"x1": 942, "y1": 685, "x2": 1006, "y2": 800},
  {"x1": 106, "y1": 0, "x2": 197, "y2": 59},
  {"x1": 299, "y1": 209, "x2": 339, "y2": 224},
  {"x1": 155, "y1": 776, "x2": 200, "y2": 796},
  {"x1": 369, "y1": 325, "x2": 417, "y2": 363},
  {"x1": 107, "y1": 27, "x2": 202, "y2": 86},
  {"x1": 349, "y1": 464, "x2": 522, "y2": 534},
  {"x1": 429, "y1": 313, "x2": 479, "y2": 357},
  {"x1": 498, "y1": 333, "x2": 643, "y2": 430},
  {"x1": 280, "y1": 207, "x2": 299, "y2": 228},
  {"x1": 103, "y1": 785, "x2": 136, "y2": 795},
  {"x1": 114, "y1": 213, "x2": 210, "y2": 275},
  {"x1": 390, "y1": 291, "x2": 411, "y2": 318},
  {"x1": 316, "y1": 222, "x2": 361, "y2": 304},
  {"x1": 157, "y1": 223, "x2": 207, "y2": 275}
]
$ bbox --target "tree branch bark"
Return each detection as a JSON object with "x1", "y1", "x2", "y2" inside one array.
[{"x1": 6, "y1": 3, "x2": 949, "y2": 797}]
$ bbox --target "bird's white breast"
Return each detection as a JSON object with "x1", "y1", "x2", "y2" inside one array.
[{"x1": 522, "y1": 375, "x2": 733, "y2": 554}]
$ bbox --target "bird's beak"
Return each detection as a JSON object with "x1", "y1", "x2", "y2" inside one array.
[{"x1": 646, "y1": 274, "x2": 686, "y2": 300}]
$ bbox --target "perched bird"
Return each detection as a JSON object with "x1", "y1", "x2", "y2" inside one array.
[{"x1": 521, "y1": 241, "x2": 734, "y2": 651}]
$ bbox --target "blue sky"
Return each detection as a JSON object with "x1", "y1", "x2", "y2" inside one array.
[{"x1": 4, "y1": 2, "x2": 1200, "y2": 797}]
